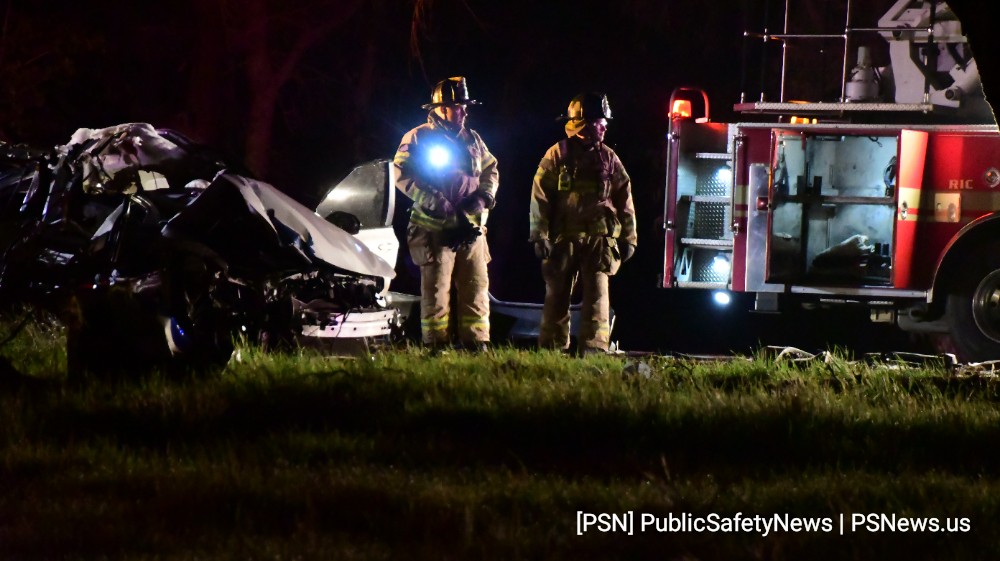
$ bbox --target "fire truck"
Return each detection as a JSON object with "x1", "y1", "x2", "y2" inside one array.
[{"x1": 662, "y1": 0, "x2": 1000, "y2": 362}]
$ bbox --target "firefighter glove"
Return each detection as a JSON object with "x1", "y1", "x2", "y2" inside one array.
[
  {"x1": 459, "y1": 192, "x2": 492, "y2": 215},
  {"x1": 446, "y1": 219, "x2": 482, "y2": 251},
  {"x1": 620, "y1": 242, "x2": 635, "y2": 262},
  {"x1": 425, "y1": 191, "x2": 455, "y2": 218},
  {"x1": 534, "y1": 239, "x2": 554, "y2": 260}
]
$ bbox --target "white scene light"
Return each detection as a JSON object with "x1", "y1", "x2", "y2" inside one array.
[
  {"x1": 716, "y1": 166, "x2": 732, "y2": 184},
  {"x1": 712, "y1": 254, "x2": 731, "y2": 276}
]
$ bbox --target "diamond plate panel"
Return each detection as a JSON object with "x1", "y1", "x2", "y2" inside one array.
[
  {"x1": 693, "y1": 202, "x2": 727, "y2": 239},
  {"x1": 691, "y1": 248, "x2": 729, "y2": 283},
  {"x1": 695, "y1": 161, "x2": 729, "y2": 196}
]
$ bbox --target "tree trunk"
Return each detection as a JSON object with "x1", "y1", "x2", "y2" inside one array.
[{"x1": 237, "y1": 0, "x2": 365, "y2": 180}]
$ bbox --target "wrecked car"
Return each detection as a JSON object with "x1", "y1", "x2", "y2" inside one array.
[{"x1": 0, "y1": 123, "x2": 399, "y2": 372}]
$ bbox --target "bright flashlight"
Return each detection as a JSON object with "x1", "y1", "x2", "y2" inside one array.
[
  {"x1": 713, "y1": 291, "x2": 731, "y2": 306},
  {"x1": 427, "y1": 145, "x2": 451, "y2": 168}
]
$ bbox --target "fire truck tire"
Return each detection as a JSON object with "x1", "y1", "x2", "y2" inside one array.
[{"x1": 945, "y1": 244, "x2": 1000, "y2": 362}]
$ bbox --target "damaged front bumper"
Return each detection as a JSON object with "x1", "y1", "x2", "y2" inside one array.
[{"x1": 300, "y1": 308, "x2": 399, "y2": 339}]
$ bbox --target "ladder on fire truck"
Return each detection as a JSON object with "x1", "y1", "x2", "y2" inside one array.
[{"x1": 737, "y1": 0, "x2": 947, "y2": 112}]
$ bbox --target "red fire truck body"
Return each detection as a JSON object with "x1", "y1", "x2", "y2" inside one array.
[{"x1": 662, "y1": 0, "x2": 1000, "y2": 361}]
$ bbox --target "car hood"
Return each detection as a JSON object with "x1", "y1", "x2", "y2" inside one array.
[{"x1": 219, "y1": 173, "x2": 395, "y2": 279}]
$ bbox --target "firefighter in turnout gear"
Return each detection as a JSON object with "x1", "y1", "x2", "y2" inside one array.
[
  {"x1": 393, "y1": 77, "x2": 499, "y2": 351},
  {"x1": 529, "y1": 92, "x2": 637, "y2": 354}
]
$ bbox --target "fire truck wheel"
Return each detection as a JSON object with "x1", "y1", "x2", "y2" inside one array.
[{"x1": 946, "y1": 245, "x2": 1000, "y2": 362}]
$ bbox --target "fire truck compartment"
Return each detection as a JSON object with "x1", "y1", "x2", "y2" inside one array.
[
  {"x1": 768, "y1": 132, "x2": 898, "y2": 286},
  {"x1": 669, "y1": 121, "x2": 734, "y2": 289}
]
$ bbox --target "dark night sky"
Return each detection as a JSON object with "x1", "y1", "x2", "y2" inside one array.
[{"x1": 2, "y1": 0, "x2": 995, "y2": 354}]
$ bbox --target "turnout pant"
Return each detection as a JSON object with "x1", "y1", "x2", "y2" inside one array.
[
  {"x1": 409, "y1": 226, "x2": 491, "y2": 345},
  {"x1": 539, "y1": 236, "x2": 618, "y2": 352}
]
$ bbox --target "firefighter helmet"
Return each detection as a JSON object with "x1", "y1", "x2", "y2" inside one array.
[
  {"x1": 561, "y1": 92, "x2": 613, "y2": 121},
  {"x1": 422, "y1": 77, "x2": 480, "y2": 110}
]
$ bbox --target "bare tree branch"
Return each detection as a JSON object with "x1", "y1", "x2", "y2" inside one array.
[{"x1": 409, "y1": 0, "x2": 431, "y2": 82}]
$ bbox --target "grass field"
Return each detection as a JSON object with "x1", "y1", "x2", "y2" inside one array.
[{"x1": 1, "y1": 314, "x2": 999, "y2": 560}]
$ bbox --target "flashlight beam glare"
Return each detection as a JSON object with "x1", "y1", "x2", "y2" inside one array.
[{"x1": 428, "y1": 146, "x2": 451, "y2": 168}]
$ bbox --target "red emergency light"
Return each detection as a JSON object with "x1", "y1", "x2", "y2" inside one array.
[
  {"x1": 670, "y1": 99, "x2": 692, "y2": 119},
  {"x1": 667, "y1": 87, "x2": 711, "y2": 123}
]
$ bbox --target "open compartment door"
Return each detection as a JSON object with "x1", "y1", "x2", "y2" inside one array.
[{"x1": 766, "y1": 130, "x2": 900, "y2": 286}]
